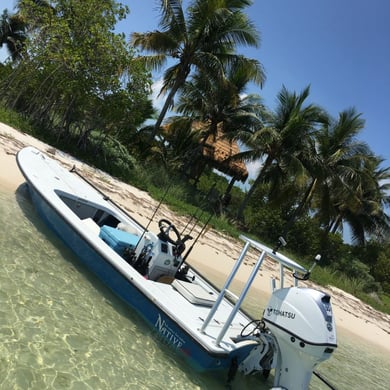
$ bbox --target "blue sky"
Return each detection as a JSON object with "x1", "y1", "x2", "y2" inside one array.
[
  {"x1": 120, "y1": 0, "x2": 390, "y2": 171},
  {"x1": 1, "y1": 0, "x2": 389, "y2": 174}
]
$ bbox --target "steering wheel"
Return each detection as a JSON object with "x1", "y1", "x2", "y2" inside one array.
[{"x1": 158, "y1": 219, "x2": 182, "y2": 246}]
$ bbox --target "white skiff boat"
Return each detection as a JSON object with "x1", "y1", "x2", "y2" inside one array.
[{"x1": 17, "y1": 146, "x2": 338, "y2": 389}]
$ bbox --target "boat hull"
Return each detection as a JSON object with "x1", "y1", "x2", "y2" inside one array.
[{"x1": 25, "y1": 181, "x2": 251, "y2": 374}]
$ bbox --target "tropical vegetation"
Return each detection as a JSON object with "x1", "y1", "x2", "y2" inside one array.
[{"x1": 0, "y1": 0, "x2": 389, "y2": 313}]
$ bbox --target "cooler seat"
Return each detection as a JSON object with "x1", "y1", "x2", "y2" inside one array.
[{"x1": 99, "y1": 225, "x2": 139, "y2": 256}]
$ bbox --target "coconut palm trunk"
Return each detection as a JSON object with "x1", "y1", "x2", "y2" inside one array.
[
  {"x1": 153, "y1": 65, "x2": 191, "y2": 137},
  {"x1": 282, "y1": 177, "x2": 318, "y2": 236}
]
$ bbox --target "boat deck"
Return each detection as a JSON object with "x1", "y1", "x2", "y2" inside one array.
[
  {"x1": 146, "y1": 276, "x2": 250, "y2": 351},
  {"x1": 16, "y1": 146, "x2": 308, "y2": 360},
  {"x1": 16, "y1": 146, "x2": 340, "y2": 390}
]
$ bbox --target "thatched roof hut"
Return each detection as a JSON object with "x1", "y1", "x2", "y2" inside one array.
[
  {"x1": 162, "y1": 120, "x2": 248, "y2": 189},
  {"x1": 201, "y1": 127, "x2": 248, "y2": 183}
]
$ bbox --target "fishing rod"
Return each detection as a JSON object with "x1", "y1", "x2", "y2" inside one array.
[
  {"x1": 70, "y1": 164, "x2": 171, "y2": 253},
  {"x1": 180, "y1": 182, "x2": 217, "y2": 236},
  {"x1": 70, "y1": 165, "x2": 112, "y2": 201},
  {"x1": 181, "y1": 212, "x2": 213, "y2": 263},
  {"x1": 69, "y1": 165, "x2": 147, "y2": 229},
  {"x1": 133, "y1": 183, "x2": 172, "y2": 252},
  {"x1": 180, "y1": 208, "x2": 204, "y2": 236},
  {"x1": 187, "y1": 210, "x2": 206, "y2": 237}
]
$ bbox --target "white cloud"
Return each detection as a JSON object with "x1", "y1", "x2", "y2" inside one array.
[
  {"x1": 0, "y1": 47, "x2": 10, "y2": 63},
  {"x1": 246, "y1": 160, "x2": 262, "y2": 181},
  {"x1": 150, "y1": 77, "x2": 166, "y2": 111}
]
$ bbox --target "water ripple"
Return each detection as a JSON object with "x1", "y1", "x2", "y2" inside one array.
[{"x1": 1, "y1": 189, "x2": 388, "y2": 389}]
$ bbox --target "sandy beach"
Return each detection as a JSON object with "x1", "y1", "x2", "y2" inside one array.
[{"x1": 1, "y1": 122, "x2": 389, "y2": 353}]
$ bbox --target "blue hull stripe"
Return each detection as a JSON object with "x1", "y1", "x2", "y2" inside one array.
[{"x1": 26, "y1": 183, "x2": 248, "y2": 373}]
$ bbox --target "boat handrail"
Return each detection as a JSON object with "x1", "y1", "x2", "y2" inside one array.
[
  {"x1": 239, "y1": 235, "x2": 307, "y2": 273},
  {"x1": 200, "y1": 236, "x2": 309, "y2": 345},
  {"x1": 200, "y1": 241, "x2": 268, "y2": 346},
  {"x1": 239, "y1": 235, "x2": 308, "y2": 289},
  {"x1": 224, "y1": 289, "x2": 239, "y2": 301}
]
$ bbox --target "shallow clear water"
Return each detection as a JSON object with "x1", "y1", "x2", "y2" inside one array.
[{"x1": 1, "y1": 186, "x2": 389, "y2": 389}]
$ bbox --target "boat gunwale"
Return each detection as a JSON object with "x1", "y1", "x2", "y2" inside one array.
[{"x1": 16, "y1": 147, "x2": 259, "y2": 362}]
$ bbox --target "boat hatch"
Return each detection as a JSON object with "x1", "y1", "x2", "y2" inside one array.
[{"x1": 172, "y1": 279, "x2": 217, "y2": 307}]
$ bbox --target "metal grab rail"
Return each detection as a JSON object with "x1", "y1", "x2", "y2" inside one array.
[
  {"x1": 200, "y1": 240, "x2": 268, "y2": 346},
  {"x1": 199, "y1": 235, "x2": 309, "y2": 346},
  {"x1": 199, "y1": 241, "x2": 250, "y2": 337}
]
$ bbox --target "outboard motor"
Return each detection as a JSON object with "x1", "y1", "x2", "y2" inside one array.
[
  {"x1": 238, "y1": 287, "x2": 337, "y2": 389},
  {"x1": 263, "y1": 287, "x2": 337, "y2": 389}
]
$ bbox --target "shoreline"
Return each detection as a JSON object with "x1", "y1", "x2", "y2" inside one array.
[{"x1": 1, "y1": 121, "x2": 389, "y2": 353}]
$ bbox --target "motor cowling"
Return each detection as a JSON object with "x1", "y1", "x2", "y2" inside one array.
[
  {"x1": 263, "y1": 287, "x2": 337, "y2": 389},
  {"x1": 264, "y1": 287, "x2": 337, "y2": 345}
]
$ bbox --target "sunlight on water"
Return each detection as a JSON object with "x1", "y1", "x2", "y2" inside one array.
[{"x1": 1, "y1": 186, "x2": 389, "y2": 389}]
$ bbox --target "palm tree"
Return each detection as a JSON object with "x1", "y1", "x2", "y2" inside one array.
[
  {"x1": 0, "y1": 9, "x2": 26, "y2": 61},
  {"x1": 235, "y1": 85, "x2": 325, "y2": 222},
  {"x1": 280, "y1": 108, "x2": 369, "y2": 237},
  {"x1": 157, "y1": 115, "x2": 203, "y2": 170},
  {"x1": 0, "y1": 0, "x2": 56, "y2": 63},
  {"x1": 131, "y1": 0, "x2": 264, "y2": 137},
  {"x1": 285, "y1": 106, "x2": 390, "y2": 245},
  {"x1": 177, "y1": 55, "x2": 265, "y2": 138},
  {"x1": 311, "y1": 109, "x2": 374, "y2": 239},
  {"x1": 324, "y1": 154, "x2": 390, "y2": 244},
  {"x1": 169, "y1": 56, "x2": 265, "y2": 186}
]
